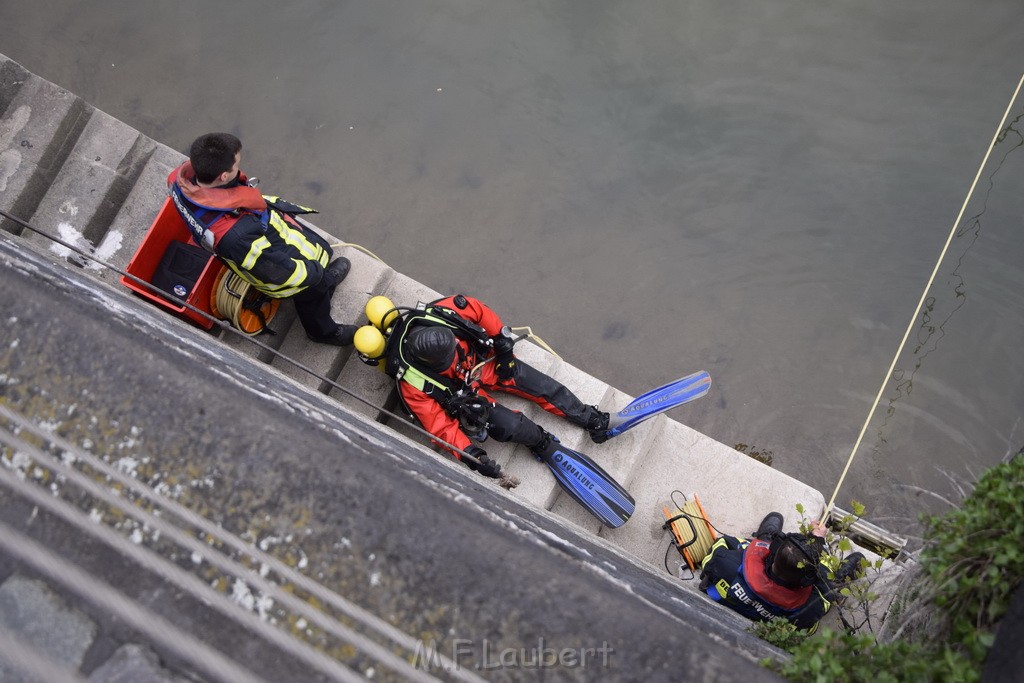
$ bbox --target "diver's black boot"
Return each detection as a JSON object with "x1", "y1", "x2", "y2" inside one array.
[
  {"x1": 530, "y1": 431, "x2": 560, "y2": 461},
  {"x1": 754, "y1": 512, "x2": 784, "y2": 540},
  {"x1": 586, "y1": 407, "x2": 611, "y2": 444}
]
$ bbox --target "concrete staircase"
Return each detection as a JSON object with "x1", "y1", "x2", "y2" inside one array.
[{"x1": 0, "y1": 51, "x2": 825, "y2": 570}]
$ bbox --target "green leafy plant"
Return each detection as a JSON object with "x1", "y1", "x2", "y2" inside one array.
[
  {"x1": 888, "y1": 454, "x2": 1024, "y2": 665},
  {"x1": 766, "y1": 628, "x2": 976, "y2": 683},
  {"x1": 760, "y1": 455, "x2": 1023, "y2": 682},
  {"x1": 750, "y1": 617, "x2": 809, "y2": 652},
  {"x1": 795, "y1": 501, "x2": 889, "y2": 635},
  {"x1": 750, "y1": 501, "x2": 881, "y2": 653}
]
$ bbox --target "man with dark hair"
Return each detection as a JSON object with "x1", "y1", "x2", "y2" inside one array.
[
  {"x1": 188, "y1": 133, "x2": 243, "y2": 184},
  {"x1": 698, "y1": 512, "x2": 865, "y2": 633},
  {"x1": 168, "y1": 132, "x2": 357, "y2": 345}
]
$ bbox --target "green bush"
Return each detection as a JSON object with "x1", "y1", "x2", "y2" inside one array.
[
  {"x1": 916, "y1": 454, "x2": 1024, "y2": 663},
  {"x1": 768, "y1": 628, "x2": 975, "y2": 683},
  {"x1": 763, "y1": 455, "x2": 1022, "y2": 682},
  {"x1": 750, "y1": 618, "x2": 809, "y2": 652}
]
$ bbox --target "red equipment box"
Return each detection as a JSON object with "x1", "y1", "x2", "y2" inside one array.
[{"x1": 121, "y1": 197, "x2": 220, "y2": 330}]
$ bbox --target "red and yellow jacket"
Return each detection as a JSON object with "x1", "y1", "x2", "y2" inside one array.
[{"x1": 168, "y1": 162, "x2": 329, "y2": 298}]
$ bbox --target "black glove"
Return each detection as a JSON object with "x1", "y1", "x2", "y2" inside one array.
[
  {"x1": 464, "y1": 446, "x2": 502, "y2": 479},
  {"x1": 491, "y1": 333, "x2": 515, "y2": 357},
  {"x1": 493, "y1": 355, "x2": 515, "y2": 381}
]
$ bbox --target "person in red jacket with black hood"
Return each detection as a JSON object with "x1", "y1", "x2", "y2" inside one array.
[
  {"x1": 168, "y1": 132, "x2": 356, "y2": 345},
  {"x1": 389, "y1": 294, "x2": 610, "y2": 479},
  {"x1": 699, "y1": 512, "x2": 865, "y2": 633}
]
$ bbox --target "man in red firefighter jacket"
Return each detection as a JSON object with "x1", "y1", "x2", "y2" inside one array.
[
  {"x1": 168, "y1": 132, "x2": 356, "y2": 345},
  {"x1": 699, "y1": 513, "x2": 864, "y2": 633},
  {"x1": 394, "y1": 294, "x2": 610, "y2": 479}
]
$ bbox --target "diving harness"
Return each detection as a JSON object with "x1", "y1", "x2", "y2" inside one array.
[{"x1": 354, "y1": 296, "x2": 501, "y2": 436}]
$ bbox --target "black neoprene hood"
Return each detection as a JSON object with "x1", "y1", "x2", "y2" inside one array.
[{"x1": 406, "y1": 326, "x2": 458, "y2": 371}]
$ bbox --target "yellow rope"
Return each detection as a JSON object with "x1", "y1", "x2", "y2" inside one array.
[
  {"x1": 664, "y1": 496, "x2": 717, "y2": 569},
  {"x1": 329, "y1": 241, "x2": 385, "y2": 263},
  {"x1": 213, "y1": 270, "x2": 280, "y2": 335},
  {"x1": 508, "y1": 326, "x2": 562, "y2": 360},
  {"x1": 680, "y1": 501, "x2": 716, "y2": 567},
  {"x1": 826, "y1": 73, "x2": 1024, "y2": 517}
]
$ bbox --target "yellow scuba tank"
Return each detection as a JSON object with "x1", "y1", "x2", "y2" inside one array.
[
  {"x1": 354, "y1": 325, "x2": 387, "y2": 371},
  {"x1": 366, "y1": 295, "x2": 398, "y2": 332}
]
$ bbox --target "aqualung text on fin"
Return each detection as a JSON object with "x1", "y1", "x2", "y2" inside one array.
[
  {"x1": 604, "y1": 371, "x2": 711, "y2": 439},
  {"x1": 538, "y1": 446, "x2": 635, "y2": 528}
]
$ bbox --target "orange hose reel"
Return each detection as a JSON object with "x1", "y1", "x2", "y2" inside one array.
[{"x1": 662, "y1": 493, "x2": 718, "y2": 571}]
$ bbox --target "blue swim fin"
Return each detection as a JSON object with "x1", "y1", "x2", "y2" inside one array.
[
  {"x1": 602, "y1": 371, "x2": 711, "y2": 440},
  {"x1": 535, "y1": 443, "x2": 635, "y2": 528}
]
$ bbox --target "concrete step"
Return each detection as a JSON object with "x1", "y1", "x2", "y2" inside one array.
[
  {"x1": 21, "y1": 108, "x2": 149, "y2": 263},
  {"x1": 551, "y1": 390, "x2": 657, "y2": 534},
  {"x1": 0, "y1": 63, "x2": 90, "y2": 237},
  {"x1": 602, "y1": 417, "x2": 824, "y2": 570},
  {"x1": 216, "y1": 301, "x2": 299, "y2": 362},
  {"x1": 270, "y1": 245, "x2": 396, "y2": 392}
]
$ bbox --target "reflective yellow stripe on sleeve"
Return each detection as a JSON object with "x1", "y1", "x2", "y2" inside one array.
[
  {"x1": 240, "y1": 236, "x2": 271, "y2": 271},
  {"x1": 268, "y1": 212, "x2": 326, "y2": 264},
  {"x1": 226, "y1": 257, "x2": 308, "y2": 299},
  {"x1": 257, "y1": 259, "x2": 308, "y2": 298},
  {"x1": 701, "y1": 537, "x2": 731, "y2": 570}
]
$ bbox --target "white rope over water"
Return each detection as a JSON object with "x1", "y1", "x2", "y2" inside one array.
[{"x1": 826, "y1": 72, "x2": 1024, "y2": 516}]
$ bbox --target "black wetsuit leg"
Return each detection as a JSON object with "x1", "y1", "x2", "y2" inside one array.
[
  {"x1": 485, "y1": 403, "x2": 545, "y2": 446},
  {"x1": 491, "y1": 361, "x2": 599, "y2": 427}
]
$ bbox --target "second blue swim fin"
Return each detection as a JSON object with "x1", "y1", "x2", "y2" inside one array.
[
  {"x1": 534, "y1": 441, "x2": 635, "y2": 528},
  {"x1": 600, "y1": 370, "x2": 711, "y2": 441}
]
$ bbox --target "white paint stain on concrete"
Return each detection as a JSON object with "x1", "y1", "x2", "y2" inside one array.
[
  {"x1": 50, "y1": 222, "x2": 122, "y2": 270},
  {"x1": 0, "y1": 149, "x2": 21, "y2": 192},
  {"x1": 93, "y1": 230, "x2": 124, "y2": 264},
  {"x1": 0, "y1": 106, "x2": 33, "y2": 193},
  {"x1": 0, "y1": 105, "x2": 31, "y2": 147},
  {"x1": 51, "y1": 222, "x2": 91, "y2": 260}
]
